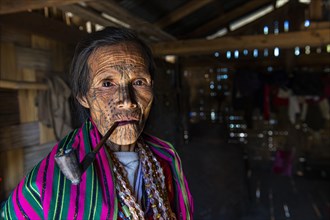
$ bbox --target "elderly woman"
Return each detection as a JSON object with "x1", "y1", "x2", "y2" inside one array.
[{"x1": 0, "y1": 27, "x2": 193, "y2": 219}]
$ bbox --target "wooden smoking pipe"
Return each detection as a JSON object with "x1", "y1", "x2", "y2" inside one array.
[{"x1": 55, "y1": 122, "x2": 118, "y2": 185}]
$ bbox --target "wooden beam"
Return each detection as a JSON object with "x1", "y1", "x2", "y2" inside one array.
[
  {"x1": 152, "y1": 29, "x2": 330, "y2": 55},
  {"x1": 181, "y1": 53, "x2": 330, "y2": 68},
  {"x1": 155, "y1": 0, "x2": 213, "y2": 29},
  {"x1": 0, "y1": 0, "x2": 90, "y2": 15},
  {"x1": 187, "y1": 0, "x2": 274, "y2": 38},
  {"x1": 0, "y1": 12, "x2": 87, "y2": 44},
  {"x1": 59, "y1": 4, "x2": 119, "y2": 27},
  {"x1": 87, "y1": 0, "x2": 175, "y2": 42},
  {"x1": 0, "y1": 80, "x2": 48, "y2": 90},
  {"x1": 228, "y1": 3, "x2": 290, "y2": 36}
]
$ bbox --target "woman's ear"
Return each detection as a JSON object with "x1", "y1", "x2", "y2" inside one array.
[{"x1": 77, "y1": 95, "x2": 90, "y2": 109}]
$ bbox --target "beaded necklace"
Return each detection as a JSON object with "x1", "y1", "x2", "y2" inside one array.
[{"x1": 108, "y1": 139, "x2": 176, "y2": 220}]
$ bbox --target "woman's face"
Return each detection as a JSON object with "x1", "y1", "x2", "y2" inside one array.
[{"x1": 79, "y1": 43, "x2": 153, "y2": 145}]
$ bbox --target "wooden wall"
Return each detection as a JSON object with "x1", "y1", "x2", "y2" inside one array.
[{"x1": 0, "y1": 24, "x2": 73, "y2": 200}]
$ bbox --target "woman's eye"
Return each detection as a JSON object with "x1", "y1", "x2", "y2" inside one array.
[
  {"x1": 102, "y1": 81, "x2": 114, "y2": 87},
  {"x1": 133, "y1": 79, "x2": 144, "y2": 86}
]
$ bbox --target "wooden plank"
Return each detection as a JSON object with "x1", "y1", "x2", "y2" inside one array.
[
  {"x1": 152, "y1": 29, "x2": 330, "y2": 55},
  {"x1": 156, "y1": 0, "x2": 214, "y2": 28},
  {"x1": 0, "y1": 80, "x2": 48, "y2": 90},
  {"x1": 87, "y1": 0, "x2": 175, "y2": 42},
  {"x1": 2, "y1": 148, "x2": 24, "y2": 196},
  {"x1": 0, "y1": 89, "x2": 19, "y2": 114},
  {"x1": 309, "y1": 0, "x2": 323, "y2": 20},
  {"x1": 181, "y1": 52, "x2": 330, "y2": 68},
  {"x1": 0, "y1": 24, "x2": 31, "y2": 46},
  {"x1": 0, "y1": 114, "x2": 20, "y2": 127},
  {"x1": 0, "y1": 12, "x2": 87, "y2": 44},
  {"x1": 0, "y1": 122, "x2": 40, "y2": 152},
  {"x1": 0, "y1": 43, "x2": 17, "y2": 80},
  {"x1": 39, "y1": 122, "x2": 56, "y2": 145},
  {"x1": 0, "y1": 89, "x2": 19, "y2": 127},
  {"x1": 188, "y1": 0, "x2": 274, "y2": 38},
  {"x1": 0, "y1": 0, "x2": 90, "y2": 15}
]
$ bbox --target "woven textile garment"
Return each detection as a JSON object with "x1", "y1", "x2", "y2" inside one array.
[{"x1": 1, "y1": 119, "x2": 193, "y2": 220}]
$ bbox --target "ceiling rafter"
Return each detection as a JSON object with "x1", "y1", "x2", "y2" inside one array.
[
  {"x1": 58, "y1": 4, "x2": 119, "y2": 27},
  {"x1": 228, "y1": 2, "x2": 309, "y2": 36},
  {"x1": 187, "y1": 0, "x2": 274, "y2": 38},
  {"x1": 155, "y1": 0, "x2": 214, "y2": 29},
  {"x1": 0, "y1": 0, "x2": 90, "y2": 15},
  {"x1": 228, "y1": 3, "x2": 290, "y2": 36},
  {"x1": 87, "y1": 0, "x2": 175, "y2": 42},
  {"x1": 152, "y1": 28, "x2": 330, "y2": 55},
  {"x1": 0, "y1": 12, "x2": 87, "y2": 44}
]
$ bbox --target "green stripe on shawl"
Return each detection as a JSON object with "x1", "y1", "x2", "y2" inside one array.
[
  {"x1": 4, "y1": 194, "x2": 17, "y2": 220},
  {"x1": 22, "y1": 165, "x2": 43, "y2": 218},
  {"x1": 50, "y1": 163, "x2": 62, "y2": 220},
  {"x1": 83, "y1": 121, "x2": 95, "y2": 218},
  {"x1": 51, "y1": 129, "x2": 77, "y2": 220},
  {"x1": 58, "y1": 177, "x2": 71, "y2": 218}
]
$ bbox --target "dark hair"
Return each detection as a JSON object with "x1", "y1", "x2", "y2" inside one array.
[{"x1": 70, "y1": 27, "x2": 155, "y2": 121}]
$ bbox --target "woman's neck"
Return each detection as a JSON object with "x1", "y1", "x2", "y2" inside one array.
[{"x1": 107, "y1": 142, "x2": 136, "y2": 152}]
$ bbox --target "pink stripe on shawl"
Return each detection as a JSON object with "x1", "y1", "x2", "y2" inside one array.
[
  {"x1": 17, "y1": 181, "x2": 41, "y2": 219},
  {"x1": 43, "y1": 144, "x2": 58, "y2": 219},
  {"x1": 66, "y1": 132, "x2": 81, "y2": 219},
  {"x1": 11, "y1": 187, "x2": 22, "y2": 218},
  {"x1": 76, "y1": 128, "x2": 88, "y2": 220}
]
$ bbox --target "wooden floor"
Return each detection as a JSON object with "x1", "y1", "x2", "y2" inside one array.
[{"x1": 181, "y1": 122, "x2": 330, "y2": 220}]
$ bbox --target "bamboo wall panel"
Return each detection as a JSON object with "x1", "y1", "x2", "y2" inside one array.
[
  {"x1": 0, "y1": 43, "x2": 17, "y2": 80},
  {"x1": 32, "y1": 34, "x2": 69, "y2": 75},
  {"x1": 0, "y1": 25, "x2": 73, "y2": 200},
  {"x1": 0, "y1": 25, "x2": 31, "y2": 47},
  {"x1": 0, "y1": 89, "x2": 19, "y2": 127},
  {"x1": 16, "y1": 46, "x2": 51, "y2": 70},
  {"x1": 24, "y1": 141, "x2": 55, "y2": 174},
  {"x1": 0, "y1": 122, "x2": 40, "y2": 152},
  {"x1": 17, "y1": 68, "x2": 39, "y2": 123}
]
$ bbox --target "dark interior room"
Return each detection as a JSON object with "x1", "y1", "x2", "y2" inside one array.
[{"x1": 0, "y1": 0, "x2": 329, "y2": 219}]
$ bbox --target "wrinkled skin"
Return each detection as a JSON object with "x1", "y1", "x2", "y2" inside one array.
[{"x1": 78, "y1": 43, "x2": 153, "y2": 151}]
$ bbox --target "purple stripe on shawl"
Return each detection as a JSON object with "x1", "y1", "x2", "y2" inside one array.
[
  {"x1": 43, "y1": 144, "x2": 58, "y2": 219},
  {"x1": 17, "y1": 181, "x2": 41, "y2": 219},
  {"x1": 67, "y1": 132, "x2": 81, "y2": 219}
]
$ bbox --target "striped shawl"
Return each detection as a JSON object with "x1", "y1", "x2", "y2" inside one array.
[{"x1": 0, "y1": 120, "x2": 193, "y2": 219}]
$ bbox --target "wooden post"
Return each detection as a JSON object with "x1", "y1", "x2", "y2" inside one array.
[{"x1": 310, "y1": 0, "x2": 323, "y2": 21}]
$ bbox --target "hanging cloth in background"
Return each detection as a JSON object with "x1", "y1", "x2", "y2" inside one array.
[
  {"x1": 288, "y1": 90, "x2": 300, "y2": 124},
  {"x1": 37, "y1": 76, "x2": 72, "y2": 140}
]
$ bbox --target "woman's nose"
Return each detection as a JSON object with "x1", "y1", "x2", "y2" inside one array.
[{"x1": 117, "y1": 85, "x2": 137, "y2": 109}]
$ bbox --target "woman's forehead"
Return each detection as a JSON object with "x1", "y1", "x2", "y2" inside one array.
[{"x1": 88, "y1": 42, "x2": 147, "y2": 70}]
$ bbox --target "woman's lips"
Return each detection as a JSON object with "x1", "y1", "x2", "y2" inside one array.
[{"x1": 117, "y1": 120, "x2": 138, "y2": 126}]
